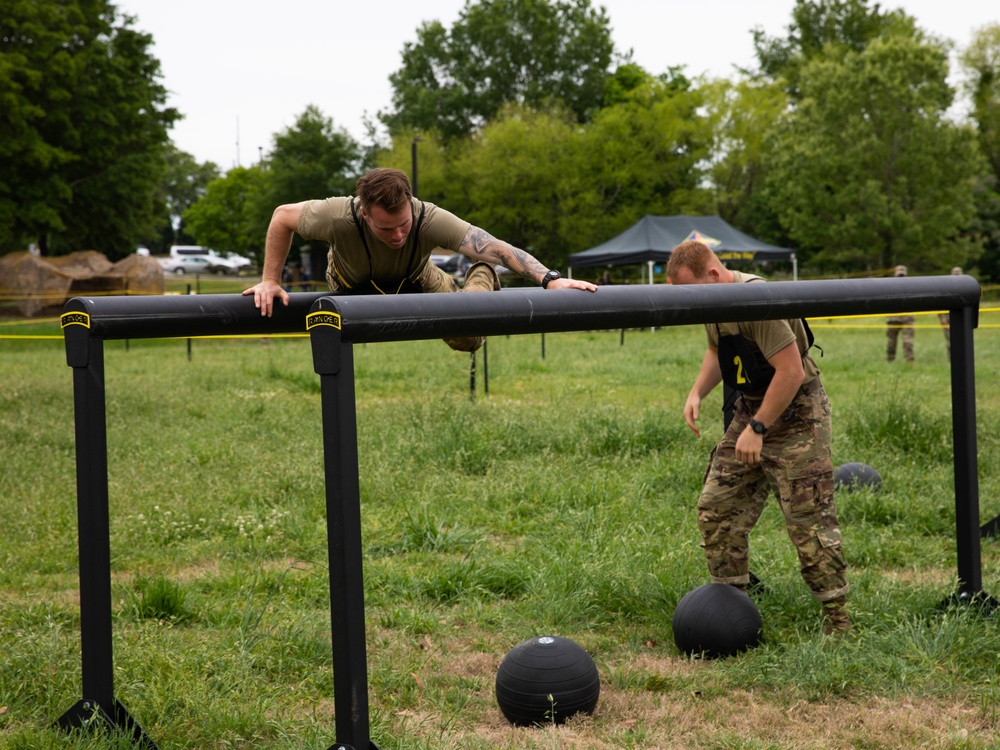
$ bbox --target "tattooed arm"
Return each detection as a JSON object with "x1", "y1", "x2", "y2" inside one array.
[{"x1": 458, "y1": 225, "x2": 598, "y2": 291}]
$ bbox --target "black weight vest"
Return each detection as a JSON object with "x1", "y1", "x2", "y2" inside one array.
[{"x1": 716, "y1": 319, "x2": 816, "y2": 395}]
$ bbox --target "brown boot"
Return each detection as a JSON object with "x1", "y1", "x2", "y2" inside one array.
[
  {"x1": 822, "y1": 596, "x2": 851, "y2": 637},
  {"x1": 444, "y1": 262, "x2": 500, "y2": 352}
]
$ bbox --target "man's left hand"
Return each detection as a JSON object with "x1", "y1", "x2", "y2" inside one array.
[
  {"x1": 735, "y1": 428, "x2": 763, "y2": 466},
  {"x1": 547, "y1": 278, "x2": 598, "y2": 292}
]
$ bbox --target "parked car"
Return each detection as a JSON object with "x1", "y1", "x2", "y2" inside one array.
[
  {"x1": 223, "y1": 251, "x2": 252, "y2": 270},
  {"x1": 159, "y1": 255, "x2": 232, "y2": 275},
  {"x1": 168, "y1": 245, "x2": 250, "y2": 274}
]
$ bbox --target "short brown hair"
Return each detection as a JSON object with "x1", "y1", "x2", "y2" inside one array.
[
  {"x1": 356, "y1": 168, "x2": 412, "y2": 213},
  {"x1": 667, "y1": 240, "x2": 715, "y2": 282}
]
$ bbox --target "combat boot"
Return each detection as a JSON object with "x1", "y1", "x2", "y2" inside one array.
[
  {"x1": 444, "y1": 262, "x2": 501, "y2": 352},
  {"x1": 821, "y1": 596, "x2": 851, "y2": 637}
]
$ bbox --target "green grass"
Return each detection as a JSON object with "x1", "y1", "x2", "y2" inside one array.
[{"x1": 2, "y1": 311, "x2": 1000, "y2": 749}]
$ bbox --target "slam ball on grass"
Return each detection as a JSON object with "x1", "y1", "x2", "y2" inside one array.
[
  {"x1": 495, "y1": 635, "x2": 600, "y2": 726},
  {"x1": 834, "y1": 462, "x2": 882, "y2": 491},
  {"x1": 672, "y1": 583, "x2": 762, "y2": 658}
]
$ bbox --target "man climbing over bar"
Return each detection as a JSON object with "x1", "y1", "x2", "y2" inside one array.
[{"x1": 244, "y1": 168, "x2": 597, "y2": 351}]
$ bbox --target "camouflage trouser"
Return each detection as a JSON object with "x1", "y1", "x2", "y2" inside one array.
[
  {"x1": 697, "y1": 380, "x2": 849, "y2": 603},
  {"x1": 886, "y1": 315, "x2": 915, "y2": 362}
]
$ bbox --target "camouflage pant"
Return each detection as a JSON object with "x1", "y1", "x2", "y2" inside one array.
[
  {"x1": 697, "y1": 380, "x2": 849, "y2": 603},
  {"x1": 886, "y1": 316, "x2": 915, "y2": 362}
]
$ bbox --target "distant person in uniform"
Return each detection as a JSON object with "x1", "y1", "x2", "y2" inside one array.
[
  {"x1": 938, "y1": 267, "x2": 963, "y2": 355},
  {"x1": 244, "y1": 168, "x2": 597, "y2": 351},
  {"x1": 886, "y1": 265, "x2": 915, "y2": 363}
]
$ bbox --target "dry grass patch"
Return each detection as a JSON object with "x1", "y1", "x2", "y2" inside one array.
[{"x1": 390, "y1": 688, "x2": 997, "y2": 749}]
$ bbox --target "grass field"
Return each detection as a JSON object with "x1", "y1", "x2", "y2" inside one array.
[{"x1": 2, "y1": 303, "x2": 1000, "y2": 749}]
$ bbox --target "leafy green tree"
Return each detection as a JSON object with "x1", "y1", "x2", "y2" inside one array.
[
  {"x1": 764, "y1": 32, "x2": 986, "y2": 271},
  {"x1": 444, "y1": 105, "x2": 580, "y2": 266},
  {"x1": 182, "y1": 166, "x2": 268, "y2": 260},
  {"x1": 752, "y1": 0, "x2": 917, "y2": 97},
  {"x1": 261, "y1": 105, "x2": 362, "y2": 206},
  {"x1": 0, "y1": 0, "x2": 179, "y2": 257},
  {"x1": 375, "y1": 130, "x2": 452, "y2": 205},
  {"x1": 146, "y1": 146, "x2": 221, "y2": 252},
  {"x1": 571, "y1": 75, "x2": 712, "y2": 243},
  {"x1": 960, "y1": 24, "x2": 1000, "y2": 281},
  {"x1": 960, "y1": 24, "x2": 1000, "y2": 175},
  {"x1": 439, "y1": 72, "x2": 711, "y2": 270},
  {"x1": 200, "y1": 106, "x2": 361, "y2": 265},
  {"x1": 700, "y1": 77, "x2": 789, "y2": 242},
  {"x1": 602, "y1": 62, "x2": 663, "y2": 108},
  {"x1": 384, "y1": 0, "x2": 615, "y2": 140}
]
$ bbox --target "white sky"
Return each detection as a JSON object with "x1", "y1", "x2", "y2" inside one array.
[{"x1": 115, "y1": 0, "x2": 998, "y2": 171}]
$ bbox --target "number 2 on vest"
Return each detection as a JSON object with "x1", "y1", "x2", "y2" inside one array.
[{"x1": 734, "y1": 355, "x2": 748, "y2": 384}]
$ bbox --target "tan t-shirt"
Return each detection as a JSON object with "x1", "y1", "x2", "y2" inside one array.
[
  {"x1": 298, "y1": 197, "x2": 470, "y2": 291},
  {"x1": 705, "y1": 271, "x2": 820, "y2": 393}
]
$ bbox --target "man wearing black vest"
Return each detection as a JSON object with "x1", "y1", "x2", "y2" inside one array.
[
  {"x1": 667, "y1": 240, "x2": 850, "y2": 636},
  {"x1": 244, "y1": 168, "x2": 596, "y2": 351}
]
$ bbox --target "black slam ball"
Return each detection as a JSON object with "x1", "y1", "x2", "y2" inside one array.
[
  {"x1": 495, "y1": 635, "x2": 600, "y2": 726},
  {"x1": 672, "y1": 583, "x2": 762, "y2": 658},
  {"x1": 833, "y1": 462, "x2": 882, "y2": 491}
]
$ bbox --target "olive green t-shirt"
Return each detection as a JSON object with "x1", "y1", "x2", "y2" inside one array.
[
  {"x1": 298, "y1": 197, "x2": 470, "y2": 291},
  {"x1": 705, "y1": 271, "x2": 820, "y2": 391}
]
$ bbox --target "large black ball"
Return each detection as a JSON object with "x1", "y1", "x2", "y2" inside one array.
[
  {"x1": 834, "y1": 462, "x2": 882, "y2": 491},
  {"x1": 672, "y1": 583, "x2": 762, "y2": 658},
  {"x1": 495, "y1": 635, "x2": 600, "y2": 726}
]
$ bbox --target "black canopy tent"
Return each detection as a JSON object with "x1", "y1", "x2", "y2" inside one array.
[{"x1": 567, "y1": 215, "x2": 797, "y2": 281}]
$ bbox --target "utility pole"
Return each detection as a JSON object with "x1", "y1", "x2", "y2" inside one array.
[{"x1": 411, "y1": 136, "x2": 424, "y2": 196}]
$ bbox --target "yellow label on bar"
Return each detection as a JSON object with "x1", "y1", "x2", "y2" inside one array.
[
  {"x1": 60, "y1": 312, "x2": 91, "y2": 329},
  {"x1": 305, "y1": 311, "x2": 342, "y2": 331}
]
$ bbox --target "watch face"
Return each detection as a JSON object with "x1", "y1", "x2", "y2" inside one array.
[{"x1": 751, "y1": 420, "x2": 765, "y2": 434}]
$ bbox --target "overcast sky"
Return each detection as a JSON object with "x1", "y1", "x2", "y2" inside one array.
[{"x1": 114, "y1": 0, "x2": 998, "y2": 171}]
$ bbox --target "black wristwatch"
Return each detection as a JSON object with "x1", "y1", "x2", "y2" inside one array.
[
  {"x1": 541, "y1": 270, "x2": 562, "y2": 289},
  {"x1": 749, "y1": 418, "x2": 767, "y2": 435}
]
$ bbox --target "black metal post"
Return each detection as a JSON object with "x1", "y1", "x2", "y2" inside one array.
[
  {"x1": 186, "y1": 284, "x2": 192, "y2": 361},
  {"x1": 469, "y1": 350, "x2": 476, "y2": 400},
  {"x1": 944, "y1": 304, "x2": 996, "y2": 608},
  {"x1": 308, "y1": 307, "x2": 380, "y2": 750},
  {"x1": 411, "y1": 137, "x2": 422, "y2": 197},
  {"x1": 57, "y1": 320, "x2": 153, "y2": 746},
  {"x1": 483, "y1": 338, "x2": 489, "y2": 396}
]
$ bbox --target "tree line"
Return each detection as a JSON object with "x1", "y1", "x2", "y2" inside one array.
[{"x1": 3, "y1": 0, "x2": 999, "y2": 280}]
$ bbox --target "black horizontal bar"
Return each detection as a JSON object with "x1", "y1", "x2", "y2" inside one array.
[
  {"x1": 61, "y1": 292, "x2": 330, "y2": 340},
  {"x1": 62, "y1": 276, "x2": 980, "y2": 343},
  {"x1": 311, "y1": 276, "x2": 981, "y2": 344}
]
